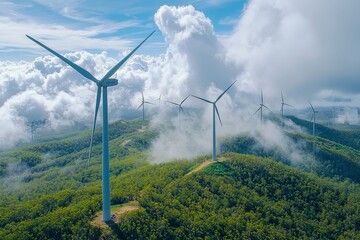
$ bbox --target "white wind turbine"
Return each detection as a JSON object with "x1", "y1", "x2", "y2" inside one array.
[
  {"x1": 254, "y1": 89, "x2": 272, "y2": 125},
  {"x1": 136, "y1": 92, "x2": 154, "y2": 128},
  {"x1": 280, "y1": 91, "x2": 293, "y2": 126},
  {"x1": 165, "y1": 94, "x2": 190, "y2": 125},
  {"x1": 309, "y1": 100, "x2": 318, "y2": 136},
  {"x1": 27, "y1": 30, "x2": 155, "y2": 222},
  {"x1": 157, "y1": 93, "x2": 162, "y2": 105},
  {"x1": 165, "y1": 94, "x2": 190, "y2": 115},
  {"x1": 157, "y1": 93, "x2": 162, "y2": 110},
  {"x1": 192, "y1": 81, "x2": 236, "y2": 161}
]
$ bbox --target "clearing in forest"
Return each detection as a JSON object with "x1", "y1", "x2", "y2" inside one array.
[
  {"x1": 186, "y1": 157, "x2": 228, "y2": 176},
  {"x1": 91, "y1": 201, "x2": 141, "y2": 228}
]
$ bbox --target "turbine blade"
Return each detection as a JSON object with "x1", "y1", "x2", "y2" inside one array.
[
  {"x1": 180, "y1": 106, "x2": 185, "y2": 113},
  {"x1": 26, "y1": 35, "x2": 99, "y2": 84},
  {"x1": 215, "y1": 105, "x2": 223, "y2": 126},
  {"x1": 88, "y1": 87, "x2": 101, "y2": 166},
  {"x1": 136, "y1": 103, "x2": 143, "y2": 111},
  {"x1": 254, "y1": 106, "x2": 261, "y2": 114},
  {"x1": 215, "y1": 80, "x2": 237, "y2": 103},
  {"x1": 261, "y1": 89, "x2": 263, "y2": 104},
  {"x1": 101, "y1": 30, "x2": 156, "y2": 82},
  {"x1": 165, "y1": 101, "x2": 179, "y2": 106},
  {"x1": 263, "y1": 104, "x2": 273, "y2": 113},
  {"x1": 308, "y1": 100, "x2": 315, "y2": 111},
  {"x1": 281, "y1": 91, "x2": 284, "y2": 103},
  {"x1": 142, "y1": 92, "x2": 144, "y2": 102},
  {"x1": 284, "y1": 103, "x2": 293, "y2": 107},
  {"x1": 144, "y1": 101, "x2": 154, "y2": 105},
  {"x1": 180, "y1": 94, "x2": 191, "y2": 105},
  {"x1": 191, "y1": 94, "x2": 213, "y2": 104}
]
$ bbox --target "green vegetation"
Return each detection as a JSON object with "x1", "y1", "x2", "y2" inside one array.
[
  {"x1": 287, "y1": 115, "x2": 360, "y2": 151},
  {"x1": 220, "y1": 126, "x2": 360, "y2": 183},
  {"x1": 0, "y1": 118, "x2": 359, "y2": 239},
  {"x1": 118, "y1": 153, "x2": 360, "y2": 239},
  {"x1": 291, "y1": 133, "x2": 360, "y2": 183}
]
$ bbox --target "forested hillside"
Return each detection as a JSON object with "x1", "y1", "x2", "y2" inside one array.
[
  {"x1": 221, "y1": 133, "x2": 360, "y2": 183},
  {"x1": 287, "y1": 116, "x2": 360, "y2": 151},
  {"x1": 0, "y1": 118, "x2": 360, "y2": 239},
  {"x1": 118, "y1": 153, "x2": 360, "y2": 239}
]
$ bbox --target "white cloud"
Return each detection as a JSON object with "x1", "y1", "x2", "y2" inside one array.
[
  {"x1": 226, "y1": 0, "x2": 360, "y2": 106},
  {"x1": 336, "y1": 107, "x2": 360, "y2": 125},
  {"x1": 0, "y1": 16, "x2": 134, "y2": 52},
  {"x1": 0, "y1": 2, "x2": 359, "y2": 158}
]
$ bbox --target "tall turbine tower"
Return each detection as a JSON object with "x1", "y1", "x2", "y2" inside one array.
[
  {"x1": 136, "y1": 92, "x2": 153, "y2": 128},
  {"x1": 27, "y1": 30, "x2": 155, "y2": 222},
  {"x1": 255, "y1": 89, "x2": 272, "y2": 125},
  {"x1": 280, "y1": 91, "x2": 293, "y2": 126},
  {"x1": 309, "y1": 100, "x2": 318, "y2": 136},
  {"x1": 192, "y1": 81, "x2": 236, "y2": 161}
]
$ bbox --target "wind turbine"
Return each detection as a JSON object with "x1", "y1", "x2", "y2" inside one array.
[
  {"x1": 136, "y1": 92, "x2": 154, "y2": 128},
  {"x1": 165, "y1": 94, "x2": 190, "y2": 115},
  {"x1": 309, "y1": 100, "x2": 318, "y2": 136},
  {"x1": 192, "y1": 81, "x2": 236, "y2": 161},
  {"x1": 157, "y1": 93, "x2": 162, "y2": 110},
  {"x1": 165, "y1": 94, "x2": 190, "y2": 126},
  {"x1": 27, "y1": 30, "x2": 155, "y2": 222},
  {"x1": 26, "y1": 119, "x2": 46, "y2": 142},
  {"x1": 254, "y1": 89, "x2": 272, "y2": 125},
  {"x1": 157, "y1": 93, "x2": 162, "y2": 105},
  {"x1": 328, "y1": 112, "x2": 335, "y2": 127},
  {"x1": 280, "y1": 91, "x2": 293, "y2": 126}
]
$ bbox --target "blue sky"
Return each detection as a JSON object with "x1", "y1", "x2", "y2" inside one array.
[{"x1": 0, "y1": 0, "x2": 248, "y2": 60}]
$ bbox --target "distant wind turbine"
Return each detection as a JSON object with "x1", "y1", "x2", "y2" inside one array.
[
  {"x1": 136, "y1": 92, "x2": 154, "y2": 128},
  {"x1": 309, "y1": 100, "x2": 318, "y2": 136},
  {"x1": 165, "y1": 94, "x2": 190, "y2": 126},
  {"x1": 165, "y1": 94, "x2": 190, "y2": 115},
  {"x1": 157, "y1": 93, "x2": 162, "y2": 110},
  {"x1": 157, "y1": 93, "x2": 162, "y2": 105},
  {"x1": 280, "y1": 91, "x2": 293, "y2": 126},
  {"x1": 192, "y1": 81, "x2": 236, "y2": 161},
  {"x1": 328, "y1": 112, "x2": 335, "y2": 127},
  {"x1": 27, "y1": 30, "x2": 155, "y2": 222},
  {"x1": 254, "y1": 89, "x2": 272, "y2": 125},
  {"x1": 26, "y1": 119, "x2": 47, "y2": 142}
]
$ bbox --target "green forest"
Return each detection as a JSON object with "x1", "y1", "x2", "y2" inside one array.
[{"x1": 1, "y1": 117, "x2": 360, "y2": 239}]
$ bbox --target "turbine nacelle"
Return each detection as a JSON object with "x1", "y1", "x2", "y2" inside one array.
[{"x1": 100, "y1": 78, "x2": 118, "y2": 87}]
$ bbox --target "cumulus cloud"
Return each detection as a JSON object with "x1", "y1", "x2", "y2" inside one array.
[
  {"x1": 0, "y1": 1, "x2": 359, "y2": 159},
  {"x1": 227, "y1": 0, "x2": 360, "y2": 107},
  {"x1": 0, "y1": 52, "x2": 109, "y2": 148},
  {"x1": 151, "y1": 5, "x2": 237, "y2": 98}
]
